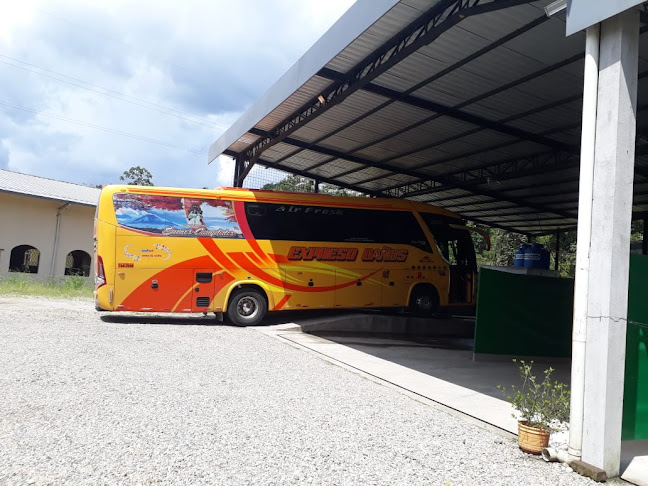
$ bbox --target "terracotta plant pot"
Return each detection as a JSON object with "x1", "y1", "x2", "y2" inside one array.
[{"x1": 517, "y1": 420, "x2": 550, "y2": 455}]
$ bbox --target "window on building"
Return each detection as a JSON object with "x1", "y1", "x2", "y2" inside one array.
[
  {"x1": 65, "y1": 250, "x2": 91, "y2": 276},
  {"x1": 9, "y1": 245, "x2": 40, "y2": 274}
]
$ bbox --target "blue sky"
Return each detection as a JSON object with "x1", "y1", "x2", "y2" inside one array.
[{"x1": 0, "y1": 0, "x2": 355, "y2": 188}]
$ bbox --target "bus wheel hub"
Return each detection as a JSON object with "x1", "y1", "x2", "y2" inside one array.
[
  {"x1": 239, "y1": 297, "x2": 257, "y2": 317},
  {"x1": 417, "y1": 296, "x2": 431, "y2": 309}
]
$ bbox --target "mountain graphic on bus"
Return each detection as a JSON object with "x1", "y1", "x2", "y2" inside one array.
[
  {"x1": 121, "y1": 213, "x2": 184, "y2": 232},
  {"x1": 113, "y1": 192, "x2": 243, "y2": 238}
]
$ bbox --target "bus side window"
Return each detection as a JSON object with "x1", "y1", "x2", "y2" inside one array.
[
  {"x1": 388, "y1": 212, "x2": 431, "y2": 252},
  {"x1": 247, "y1": 204, "x2": 266, "y2": 217},
  {"x1": 244, "y1": 202, "x2": 431, "y2": 251}
]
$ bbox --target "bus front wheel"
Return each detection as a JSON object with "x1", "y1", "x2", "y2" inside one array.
[
  {"x1": 227, "y1": 289, "x2": 267, "y2": 327},
  {"x1": 409, "y1": 286, "x2": 439, "y2": 316}
]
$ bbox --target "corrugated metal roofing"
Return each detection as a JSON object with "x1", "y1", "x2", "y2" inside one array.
[
  {"x1": 0, "y1": 169, "x2": 101, "y2": 206},
  {"x1": 209, "y1": 0, "x2": 648, "y2": 236}
]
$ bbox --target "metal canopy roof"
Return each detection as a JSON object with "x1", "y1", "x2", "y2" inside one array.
[{"x1": 209, "y1": 0, "x2": 648, "y2": 236}]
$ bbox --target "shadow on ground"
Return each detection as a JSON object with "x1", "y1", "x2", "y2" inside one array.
[
  {"x1": 306, "y1": 316, "x2": 571, "y2": 402},
  {"x1": 97, "y1": 308, "x2": 370, "y2": 327}
]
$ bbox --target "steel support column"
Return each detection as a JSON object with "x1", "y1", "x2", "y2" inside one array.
[{"x1": 233, "y1": 155, "x2": 245, "y2": 187}]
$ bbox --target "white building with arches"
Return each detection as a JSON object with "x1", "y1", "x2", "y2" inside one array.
[{"x1": 0, "y1": 169, "x2": 100, "y2": 280}]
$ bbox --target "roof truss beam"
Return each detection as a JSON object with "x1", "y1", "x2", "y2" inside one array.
[
  {"x1": 379, "y1": 151, "x2": 578, "y2": 198},
  {"x1": 318, "y1": 56, "x2": 583, "y2": 183},
  {"x1": 235, "y1": 0, "x2": 537, "y2": 185},
  {"x1": 245, "y1": 127, "x2": 574, "y2": 220},
  {"x1": 249, "y1": 132, "x2": 583, "y2": 219},
  {"x1": 337, "y1": 66, "x2": 648, "y2": 190},
  {"x1": 375, "y1": 101, "x2": 648, "y2": 197},
  {"x1": 354, "y1": 79, "x2": 572, "y2": 153},
  {"x1": 301, "y1": 14, "x2": 569, "y2": 177}
]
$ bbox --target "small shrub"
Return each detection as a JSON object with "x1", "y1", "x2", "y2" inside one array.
[{"x1": 499, "y1": 359, "x2": 570, "y2": 432}]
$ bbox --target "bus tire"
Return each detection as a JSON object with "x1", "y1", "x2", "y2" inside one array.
[
  {"x1": 408, "y1": 285, "x2": 439, "y2": 317},
  {"x1": 226, "y1": 288, "x2": 267, "y2": 327}
]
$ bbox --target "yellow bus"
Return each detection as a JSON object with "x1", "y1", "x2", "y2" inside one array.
[{"x1": 94, "y1": 185, "x2": 485, "y2": 325}]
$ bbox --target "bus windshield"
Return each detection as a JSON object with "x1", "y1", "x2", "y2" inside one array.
[{"x1": 419, "y1": 213, "x2": 476, "y2": 269}]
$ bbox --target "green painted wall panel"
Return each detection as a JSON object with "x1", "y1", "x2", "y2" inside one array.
[
  {"x1": 473, "y1": 269, "x2": 573, "y2": 357},
  {"x1": 623, "y1": 255, "x2": 648, "y2": 440}
]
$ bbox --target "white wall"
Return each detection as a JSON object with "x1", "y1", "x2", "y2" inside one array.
[{"x1": 0, "y1": 192, "x2": 95, "y2": 279}]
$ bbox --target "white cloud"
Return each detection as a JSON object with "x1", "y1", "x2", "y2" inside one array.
[
  {"x1": 0, "y1": 0, "x2": 355, "y2": 188},
  {"x1": 0, "y1": 0, "x2": 38, "y2": 44},
  {"x1": 214, "y1": 155, "x2": 236, "y2": 188}
]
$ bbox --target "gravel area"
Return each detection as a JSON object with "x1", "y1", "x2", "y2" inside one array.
[{"x1": 0, "y1": 295, "x2": 598, "y2": 485}]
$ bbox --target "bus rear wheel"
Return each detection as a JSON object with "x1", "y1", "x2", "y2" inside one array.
[
  {"x1": 227, "y1": 288, "x2": 267, "y2": 327},
  {"x1": 409, "y1": 286, "x2": 439, "y2": 316}
]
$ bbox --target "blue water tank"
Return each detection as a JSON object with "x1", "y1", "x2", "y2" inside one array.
[
  {"x1": 514, "y1": 244, "x2": 528, "y2": 267},
  {"x1": 524, "y1": 243, "x2": 550, "y2": 269}
]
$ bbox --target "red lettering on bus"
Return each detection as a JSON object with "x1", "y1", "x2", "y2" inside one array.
[
  {"x1": 287, "y1": 246, "x2": 358, "y2": 262},
  {"x1": 361, "y1": 247, "x2": 408, "y2": 262}
]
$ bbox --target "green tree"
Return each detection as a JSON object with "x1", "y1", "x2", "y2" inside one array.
[
  {"x1": 631, "y1": 219, "x2": 644, "y2": 242},
  {"x1": 318, "y1": 182, "x2": 364, "y2": 197},
  {"x1": 262, "y1": 174, "x2": 313, "y2": 193},
  {"x1": 491, "y1": 229, "x2": 528, "y2": 267},
  {"x1": 262, "y1": 174, "x2": 365, "y2": 197},
  {"x1": 120, "y1": 166, "x2": 154, "y2": 186},
  {"x1": 537, "y1": 231, "x2": 577, "y2": 277}
]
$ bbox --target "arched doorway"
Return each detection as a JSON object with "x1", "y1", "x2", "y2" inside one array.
[
  {"x1": 9, "y1": 245, "x2": 40, "y2": 273},
  {"x1": 65, "y1": 250, "x2": 91, "y2": 276}
]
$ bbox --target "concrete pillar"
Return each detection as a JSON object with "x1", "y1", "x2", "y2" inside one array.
[
  {"x1": 581, "y1": 8, "x2": 639, "y2": 477},
  {"x1": 569, "y1": 23, "x2": 599, "y2": 464}
]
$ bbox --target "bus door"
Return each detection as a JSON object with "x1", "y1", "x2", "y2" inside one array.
[
  {"x1": 192, "y1": 270, "x2": 215, "y2": 312},
  {"x1": 442, "y1": 231, "x2": 476, "y2": 304},
  {"x1": 419, "y1": 216, "x2": 477, "y2": 305}
]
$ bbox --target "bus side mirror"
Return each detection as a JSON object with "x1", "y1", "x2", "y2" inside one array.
[
  {"x1": 475, "y1": 228, "x2": 491, "y2": 251},
  {"x1": 449, "y1": 224, "x2": 491, "y2": 251}
]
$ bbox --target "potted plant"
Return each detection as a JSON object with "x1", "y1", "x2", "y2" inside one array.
[{"x1": 499, "y1": 360, "x2": 571, "y2": 454}]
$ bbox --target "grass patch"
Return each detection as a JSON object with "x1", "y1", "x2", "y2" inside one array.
[{"x1": 0, "y1": 274, "x2": 93, "y2": 298}]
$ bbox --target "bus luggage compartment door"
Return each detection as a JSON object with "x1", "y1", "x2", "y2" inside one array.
[
  {"x1": 335, "y1": 269, "x2": 382, "y2": 309},
  {"x1": 282, "y1": 270, "x2": 335, "y2": 309},
  {"x1": 380, "y1": 269, "x2": 411, "y2": 308},
  {"x1": 192, "y1": 269, "x2": 215, "y2": 312},
  {"x1": 113, "y1": 268, "x2": 194, "y2": 312}
]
